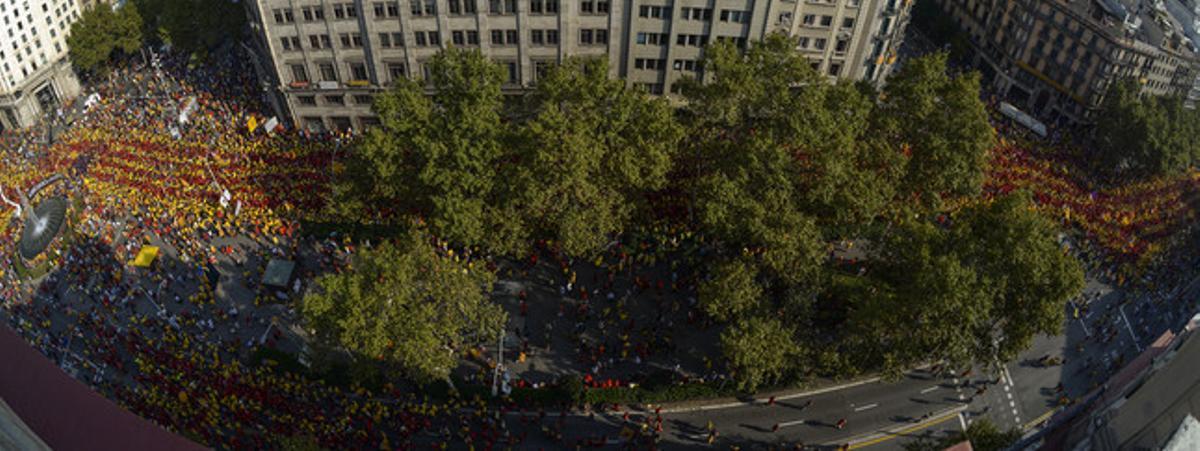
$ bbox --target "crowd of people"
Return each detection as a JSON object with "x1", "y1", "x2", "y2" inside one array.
[{"x1": 0, "y1": 41, "x2": 1199, "y2": 449}]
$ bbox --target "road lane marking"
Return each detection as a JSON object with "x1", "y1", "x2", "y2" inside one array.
[
  {"x1": 920, "y1": 386, "x2": 938, "y2": 394},
  {"x1": 854, "y1": 403, "x2": 879, "y2": 412},
  {"x1": 844, "y1": 406, "x2": 966, "y2": 449},
  {"x1": 957, "y1": 412, "x2": 967, "y2": 431},
  {"x1": 1120, "y1": 304, "x2": 1144, "y2": 352},
  {"x1": 1022, "y1": 409, "x2": 1055, "y2": 430},
  {"x1": 658, "y1": 376, "x2": 882, "y2": 414},
  {"x1": 779, "y1": 419, "x2": 806, "y2": 428}
]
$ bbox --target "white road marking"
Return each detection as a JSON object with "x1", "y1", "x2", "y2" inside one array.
[
  {"x1": 957, "y1": 394, "x2": 965, "y2": 400},
  {"x1": 958, "y1": 412, "x2": 967, "y2": 431},
  {"x1": 1009, "y1": 400, "x2": 1016, "y2": 408},
  {"x1": 854, "y1": 403, "x2": 879, "y2": 412},
  {"x1": 1004, "y1": 385, "x2": 1011, "y2": 393},
  {"x1": 779, "y1": 419, "x2": 806, "y2": 428},
  {"x1": 1120, "y1": 304, "x2": 1144, "y2": 352},
  {"x1": 921, "y1": 386, "x2": 938, "y2": 394}
]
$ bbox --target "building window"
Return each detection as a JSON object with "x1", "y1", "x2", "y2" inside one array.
[
  {"x1": 719, "y1": 10, "x2": 748, "y2": 23},
  {"x1": 354, "y1": 95, "x2": 374, "y2": 105},
  {"x1": 453, "y1": 30, "x2": 465, "y2": 45},
  {"x1": 842, "y1": 17, "x2": 855, "y2": 28},
  {"x1": 638, "y1": 5, "x2": 669, "y2": 18},
  {"x1": 579, "y1": 28, "x2": 606, "y2": 45},
  {"x1": 380, "y1": 33, "x2": 393, "y2": 47},
  {"x1": 291, "y1": 64, "x2": 309, "y2": 82},
  {"x1": 302, "y1": 6, "x2": 325, "y2": 21},
  {"x1": 416, "y1": 32, "x2": 427, "y2": 46},
  {"x1": 681, "y1": 7, "x2": 711, "y2": 21},
  {"x1": 802, "y1": 14, "x2": 815, "y2": 26},
  {"x1": 350, "y1": 62, "x2": 369, "y2": 81},
  {"x1": 273, "y1": 8, "x2": 295, "y2": 23},
  {"x1": 546, "y1": 29, "x2": 559, "y2": 44},
  {"x1": 387, "y1": 62, "x2": 407, "y2": 81},
  {"x1": 813, "y1": 38, "x2": 826, "y2": 50},
  {"x1": 531, "y1": 30, "x2": 543, "y2": 45},
  {"x1": 634, "y1": 58, "x2": 666, "y2": 70},
  {"x1": 325, "y1": 95, "x2": 346, "y2": 105},
  {"x1": 673, "y1": 59, "x2": 699, "y2": 72},
  {"x1": 819, "y1": 15, "x2": 832, "y2": 27},
  {"x1": 636, "y1": 32, "x2": 667, "y2": 45},
  {"x1": 490, "y1": 0, "x2": 517, "y2": 14},
  {"x1": 447, "y1": 0, "x2": 477, "y2": 14},
  {"x1": 530, "y1": 0, "x2": 558, "y2": 14},
  {"x1": 835, "y1": 38, "x2": 848, "y2": 53},
  {"x1": 298, "y1": 96, "x2": 317, "y2": 106},
  {"x1": 467, "y1": 30, "x2": 479, "y2": 45},
  {"x1": 391, "y1": 32, "x2": 405, "y2": 46},
  {"x1": 505, "y1": 61, "x2": 518, "y2": 84},
  {"x1": 428, "y1": 31, "x2": 441, "y2": 45},
  {"x1": 534, "y1": 60, "x2": 551, "y2": 81},
  {"x1": 320, "y1": 63, "x2": 337, "y2": 81},
  {"x1": 828, "y1": 62, "x2": 841, "y2": 76},
  {"x1": 675, "y1": 34, "x2": 707, "y2": 47}
]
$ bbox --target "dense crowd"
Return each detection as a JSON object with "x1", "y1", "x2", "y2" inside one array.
[{"x1": 1, "y1": 43, "x2": 1200, "y2": 449}]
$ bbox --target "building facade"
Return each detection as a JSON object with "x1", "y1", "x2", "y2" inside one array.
[
  {"x1": 0, "y1": 0, "x2": 85, "y2": 132},
  {"x1": 929, "y1": 0, "x2": 1200, "y2": 125},
  {"x1": 245, "y1": 0, "x2": 914, "y2": 132}
]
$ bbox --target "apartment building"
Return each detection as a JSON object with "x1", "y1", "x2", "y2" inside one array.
[
  {"x1": 0, "y1": 0, "x2": 85, "y2": 131},
  {"x1": 929, "y1": 0, "x2": 1200, "y2": 125},
  {"x1": 245, "y1": 0, "x2": 914, "y2": 132}
]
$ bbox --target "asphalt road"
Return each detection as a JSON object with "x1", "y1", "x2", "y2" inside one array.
[{"x1": 644, "y1": 260, "x2": 1200, "y2": 449}]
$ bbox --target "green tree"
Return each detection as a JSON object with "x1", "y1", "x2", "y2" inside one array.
[
  {"x1": 1093, "y1": 78, "x2": 1153, "y2": 178},
  {"x1": 68, "y1": 3, "x2": 143, "y2": 73},
  {"x1": 512, "y1": 58, "x2": 682, "y2": 256},
  {"x1": 348, "y1": 49, "x2": 518, "y2": 252},
  {"x1": 133, "y1": 0, "x2": 246, "y2": 56},
  {"x1": 950, "y1": 192, "x2": 1085, "y2": 363},
  {"x1": 876, "y1": 52, "x2": 993, "y2": 208},
  {"x1": 698, "y1": 258, "x2": 762, "y2": 322},
  {"x1": 855, "y1": 193, "x2": 1084, "y2": 372},
  {"x1": 720, "y1": 316, "x2": 800, "y2": 391},
  {"x1": 301, "y1": 230, "x2": 506, "y2": 384},
  {"x1": 685, "y1": 35, "x2": 897, "y2": 285},
  {"x1": 1094, "y1": 79, "x2": 1196, "y2": 180}
]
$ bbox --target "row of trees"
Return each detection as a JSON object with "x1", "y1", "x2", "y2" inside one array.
[
  {"x1": 1093, "y1": 78, "x2": 1200, "y2": 181},
  {"x1": 306, "y1": 35, "x2": 1084, "y2": 389},
  {"x1": 68, "y1": 0, "x2": 246, "y2": 73}
]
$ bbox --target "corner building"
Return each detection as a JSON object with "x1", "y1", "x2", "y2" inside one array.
[
  {"x1": 0, "y1": 0, "x2": 86, "y2": 131},
  {"x1": 928, "y1": 0, "x2": 1200, "y2": 125},
  {"x1": 245, "y1": 0, "x2": 914, "y2": 132}
]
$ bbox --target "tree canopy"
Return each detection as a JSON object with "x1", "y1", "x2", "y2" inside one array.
[
  {"x1": 67, "y1": 3, "x2": 143, "y2": 73},
  {"x1": 301, "y1": 230, "x2": 506, "y2": 383},
  {"x1": 875, "y1": 52, "x2": 993, "y2": 208},
  {"x1": 349, "y1": 48, "x2": 516, "y2": 252},
  {"x1": 853, "y1": 192, "x2": 1084, "y2": 372},
  {"x1": 512, "y1": 58, "x2": 682, "y2": 256},
  {"x1": 1094, "y1": 78, "x2": 1199, "y2": 180},
  {"x1": 132, "y1": 0, "x2": 246, "y2": 56},
  {"x1": 720, "y1": 316, "x2": 801, "y2": 391}
]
